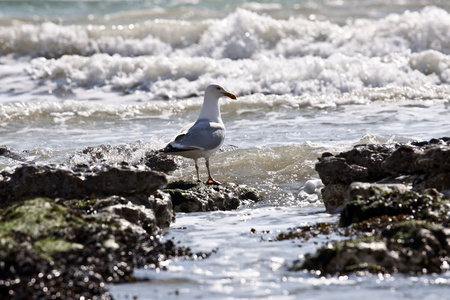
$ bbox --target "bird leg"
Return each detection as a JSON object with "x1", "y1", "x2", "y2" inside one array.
[
  {"x1": 205, "y1": 158, "x2": 220, "y2": 185},
  {"x1": 194, "y1": 159, "x2": 201, "y2": 182}
]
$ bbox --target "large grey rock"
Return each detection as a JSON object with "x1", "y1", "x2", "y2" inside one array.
[
  {"x1": 71, "y1": 144, "x2": 179, "y2": 173},
  {"x1": 315, "y1": 137, "x2": 450, "y2": 213},
  {"x1": 0, "y1": 197, "x2": 192, "y2": 299},
  {"x1": 163, "y1": 181, "x2": 262, "y2": 212},
  {"x1": 293, "y1": 183, "x2": 450, "y2": 275},
  {"x1": 290, "y1": 138, "x2": 450, "y2": 276},
  {"x1": 296, "y1": 220, "x2": 450, "y2": 275},
  {"x1": 0, "y1": 164, "x2": 167, "y2": 208}
]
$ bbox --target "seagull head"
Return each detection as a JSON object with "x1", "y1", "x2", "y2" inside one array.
[{"x1": 205, "y1": 84, "x2": 237, "y2": 101}]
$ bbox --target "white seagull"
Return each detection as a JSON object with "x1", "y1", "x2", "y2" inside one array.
[{"x1": 161, "y1": 84, "x2": 237, "y2": 185}]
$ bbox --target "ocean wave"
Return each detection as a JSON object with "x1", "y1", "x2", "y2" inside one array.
[
  {"x1": 0, "y1": 6, "x2": 446, "y2": 100},
  {"x1": 26, "y1": 49, "x2": 450, "y2": 98},
  {"x1": 1, "y1": 86, "x2": 448, "y2": 125},
  {"x1": 1, "y1": 7, "x2": 449, "y2": 59}
]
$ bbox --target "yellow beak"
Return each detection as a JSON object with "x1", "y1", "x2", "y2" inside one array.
[{"x1": 222, "y1": 92, "x2": 237, "y2": 100}]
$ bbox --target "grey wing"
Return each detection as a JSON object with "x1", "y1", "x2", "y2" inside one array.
[{"x1": 171, "y1": 120, "x2": 225, "y2": 151}]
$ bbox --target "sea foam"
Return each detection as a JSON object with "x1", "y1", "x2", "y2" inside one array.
[
  {"x1": 26, "y1": 51, "x2": 448, "y2": 99},
  {"x1": 1, "y1": 7, "x2": 449, "y2": 58},
  {"x1": 2, "y1": 7, "x2": 450, "y2": 100}
]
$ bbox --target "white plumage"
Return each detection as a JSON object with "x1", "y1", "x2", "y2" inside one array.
[{"x1": 161, "y1": 84, "x2": 237, "y2": 184}]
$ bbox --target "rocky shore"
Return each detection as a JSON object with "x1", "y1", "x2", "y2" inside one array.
[
  {"x1": 2, "y1": 137, "x2": 448, "y2": 296},
  {"x1": 0, "y1": 147, "x2": 261, "y2": 299},
  {"x1": 291, "y1": 137, "x2": 450, "y2": 275}
]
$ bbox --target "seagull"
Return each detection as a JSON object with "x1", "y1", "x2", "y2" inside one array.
[{"x1": 160, "y1": 84, "x2": 237, "y2": 185}]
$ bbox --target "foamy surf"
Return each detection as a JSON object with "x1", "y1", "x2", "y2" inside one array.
[{"x1": 2, "y1": 7, "x2": 450, "y2": 58}]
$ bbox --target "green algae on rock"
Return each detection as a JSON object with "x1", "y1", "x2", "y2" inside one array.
[
  {"x1": 163, "y1": 181, "x2": 262, "y2": 212},
  {"x1": 341, "y1": 183, "x2": 450, "y2": 227},
  {"x1": 295, "y1": 220, "x2": 450, "y2": 275},
  {"x1": 0, "y1": 197, "x2": 86, "y2": 241},
  {"x1": 294, "y1": 183, "x2": 450, "y2": 275},
  {"x1": 0, "y1": 197, "x2": 193, "y2": 300},
  {"x1": 293, "y1": 138, "x2": 450, "y2": 276},
  {"x1": 315, "y1": 137, "x2": 450, "y2": 213}
]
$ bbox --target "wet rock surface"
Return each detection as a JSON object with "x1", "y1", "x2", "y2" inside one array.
[
  {"x1": 71, "y1": 144, "x2": 179, "y2": 174},
  {"x1": 0, "y1": 162, "x2": 182, "y2": 299},
  {"x1": 163, "y1": 181, "x2": 262, "y2": 212},
  {"x1": 0, "y1": 197, "x2": 195, "y2": 300},
  {"x1": 316, "y1": 137, "x2": 450, "y2": 212},
  {"x1": 293, "y1": 185, "x2": 450, "y2": 275},
  {"x1": 0, "y1": 145, "x2": 263, "y2": 299},
  {"x1": 341, "y1": 183, "x2": 449, "y2": 227},
  {"x1": 0, "y1": 163, "x2": 167, "y2": 209},
  {"x1": 287, "y1": 138, "x2": 450, "y2": 276}
]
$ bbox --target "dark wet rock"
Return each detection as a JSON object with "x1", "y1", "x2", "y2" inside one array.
[
  {"x1": 315, "y1": 156, "x2": 369, "y2": 186},
  {"x1": 0, "y1": 144, "x2": 260, "y2": 298},
  {"x1": 292, "y1": 179, "x2": 450, "y2": 275},
  {"x1": 296, "y1": 220, "x2": 450, "y2": 275},
  {"x1": 71, "y1": 144, "x2": 179, "y2": 173},
  {"x1": 341, "y1": 183, "x2": 450, "y2": 227},
  {"x1": 287, "y1": 138, "x2": 450, "y2": 276},
  {"x1": 149, "y1": 191, "x2": 175, "y2": 228},
  {"x1": 0, "y1": 163, "x2": 167, "y2": 208},
  {"x1": 294, "y1": 236, "x2": 394, "y2": 274},
  {"x1": 315, "y1": 137, "x2": 450, "y2": 213},
  {"x1": 163, "y1": 181, "x2": 262, "y2": 212},
  {"x1": 0, "y1": 197, "x2": 193, "y2": 300},
  {"x1": 142, "y1": 151, "x2": 179, "y2": 173},
  {"x1": 102, "y1": 201, "x2": 160, "y2": 235},
  {"x1": 0, "y1": 145, "x2": 25, "y2": 162},
  {"x1": 336, "y1": 144, "x2": 395, "y2": 180},
  {"x1": 381, "y1": 145, "x2": 420, "y2": 175},
  {"x1": 0, "y1": 162, "x2": 183, "y2": 298},
  {"x1": 320, "y1": 183, "x2": 348, "y2": 213}
]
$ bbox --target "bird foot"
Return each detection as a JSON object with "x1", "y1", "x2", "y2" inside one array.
[{"x1": 206, "y1": 178, "x2": 221, "y2": 185}]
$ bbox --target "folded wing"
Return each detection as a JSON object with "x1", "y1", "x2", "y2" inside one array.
[{"x1": 162, "y1": 119, "x2": 225, "y2": 155}]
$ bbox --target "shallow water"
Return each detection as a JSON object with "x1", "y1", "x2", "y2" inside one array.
[
  {"x1": 1, "y1": 0, "x2": 450, "y2": 298},
  {"x1": 109, "y1": 205, "x2": 450, "y2": 300}
]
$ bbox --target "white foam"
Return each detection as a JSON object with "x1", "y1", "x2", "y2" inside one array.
[
  {"x1": 2, "y1": 7, "x2": 450, "y2": 104},
  {"x1": 410, "y1": 50, "x2": 450, "y2": 83},
  {"x1": 2, "y1": 7, "x2": 449, "y2": 59},
  {"x1": 1, "y1": 81, "x2": 449, "y2": 126},
  {"x1": 26, "y1": 50, "x2": 450, "y2": 100}
]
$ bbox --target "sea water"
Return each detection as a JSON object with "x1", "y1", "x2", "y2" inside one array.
[{"x1": 1, "y1": 0, "x2": 449, "y2": 299}]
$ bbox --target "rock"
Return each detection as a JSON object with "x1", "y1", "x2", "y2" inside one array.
[
  {"x1": 381, "y1": 145, "x2": 420, "y2": 175},
  {"x1": 315, "y1": 137, "x2": 450, "y2": 213},
  {"x1": 0, "y1": 164, "x2": 167, "y2": 208},
  {"x1": 294, "y1": 236, "x2": 396, "y2": 274},
  {"x1": 297, "y1": 220, "x2": 450, "y2": 275},
  {"x1": 320, "y1": 183, "x2": 348, "y2": 213},
  {"x1": 142, "y1": 151, "x2": 179, "y2": 173},
  {"x1": 0, "y1": 197, "x2": 194, "y2": 299},
  {"x1": 70, "y1": 144, "x2": 179, "y2": 174},
  {"x1": 163, "y1": 181, "x2": 262, "y2": 212},
  {"x1": 315, "y1": 156, "x2": 369, "y2": 185},
  {"x1": 0, "y1": 145, "x2": 25, "y2": 162},
  {"x1": 289, "y1": 138, "x2": 450, "y2": 276},
  {"x1": 337, "y1": 144, "x2": 395, "y2": 180},
  {"x1": 102, "y1": 201, "x2": 159, "y2": 235},
  {"x1": 149, "y1": 191, "x2": 175, "y2": 228},
  {"x1": 341, "y1": 183, "x2": 450, "y2": 226},
  {"x1": 340, "y1": 182, "x2": 411, "y2": 226},
  {"x1": 292, "y1": 180, "x2": 450, "y2": 275}
]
